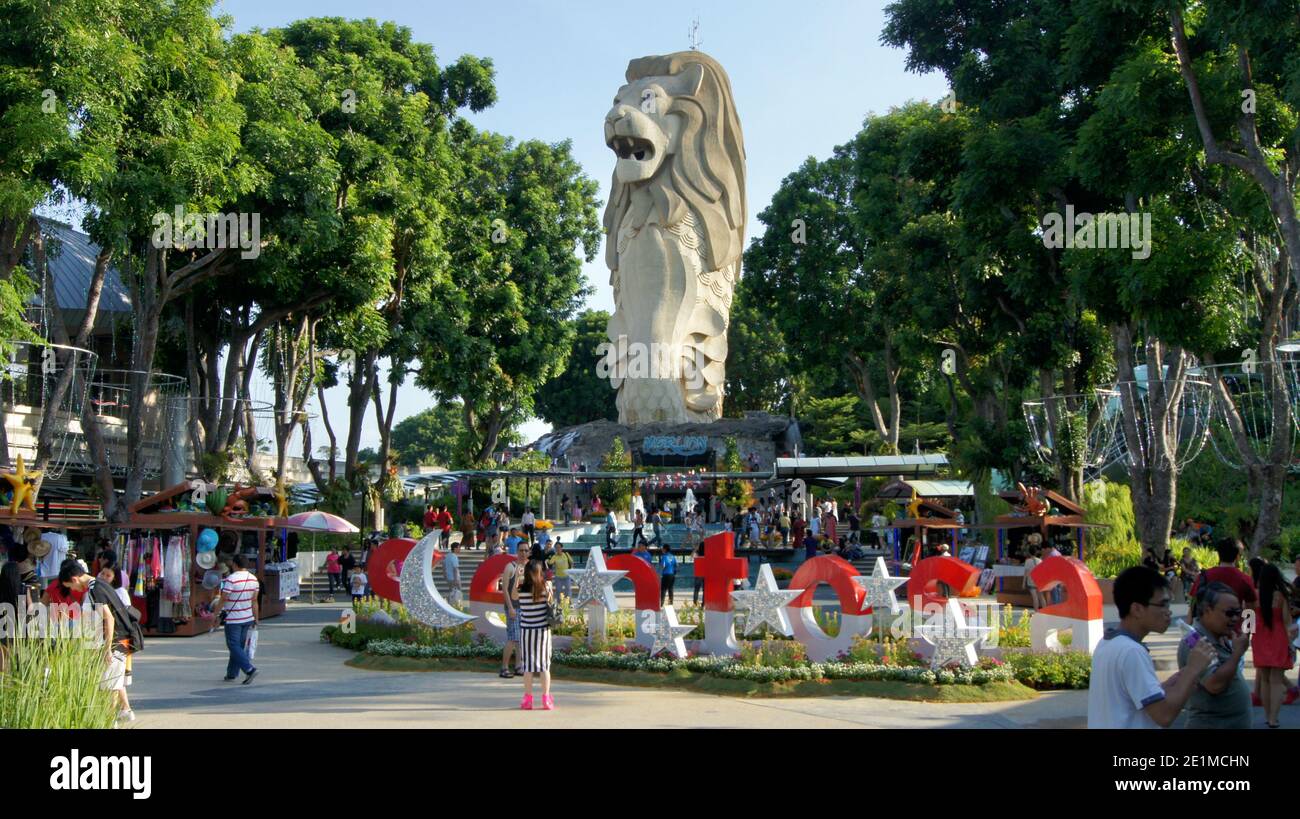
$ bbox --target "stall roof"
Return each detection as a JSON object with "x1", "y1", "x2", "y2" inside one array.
[
  {"x1": 878, "y1": 479, "x2": 973, "y2": 499},
  {"x1": 775, "y1": 455, "x2": 948, "y2": 479},
  {"x1": 754, "y1": 476, "x2": 848, "y2": 492}
]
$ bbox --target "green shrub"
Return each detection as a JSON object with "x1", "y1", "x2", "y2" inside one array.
[
  {"x1": 595, "y1": 438, "x2": 634, "y2": 514},
  {"x1": 813, "y1": 606, "x2": 841, "y2": 638},
  {"x1": 1002, "y1": 650, "x2": 1092, "y2": 690},
  {"x1": 1082, "y1": 479, "x2": 1141, "y2": 577},
  {"x1": 1274, "y1": 526, "x2": 1300, "y2": 562},
  {"x1": 738, "y1": 640, "x2": 808, "y2": 669},
  {"x1": 0, "y1": 637, "x2": 117, "y2": 728},
  {"x1": 998, "y1": 605, "x2": 1031, "y2": 648}
]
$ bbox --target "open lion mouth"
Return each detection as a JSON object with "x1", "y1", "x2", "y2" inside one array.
[{"x1": 609, "y1": 135, "x2": 656, "y2": 162}]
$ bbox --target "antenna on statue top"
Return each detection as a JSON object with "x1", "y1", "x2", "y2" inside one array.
[{"x1": 688, "y1": 17, "x2": 702, "y2": 51}]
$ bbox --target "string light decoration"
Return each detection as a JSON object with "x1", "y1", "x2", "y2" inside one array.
[
  {"x1": 0, "y1": 341, "x2": 98, "y2": 479},
  {"x1": 1022, "y1": 389, "x2": 1124, "y2": 477},
  {"x1": 1277, "y1": 341, "x2": 1300, "y2": 435},
  {"x1": 1193, "y1": 362, "x2": 1297, "y2": 472},
  {"x1": 1109, "y1": 375, "x2": 1214, "y2": 471},
  {"x1": 84, "y1": 369, "x2": 188, "y2": 478}
]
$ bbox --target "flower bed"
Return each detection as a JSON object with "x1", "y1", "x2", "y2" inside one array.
[
  {"x1": 361, "y1": 639, "x2": 1019, "y2": 686},
  {"x1": 322, "y1": 608, "x2": 1091, "y2": 691}
]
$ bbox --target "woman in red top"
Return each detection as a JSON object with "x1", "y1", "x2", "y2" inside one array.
[
  {"x1": 1252, "y1": 563, "x2": 1297, "y2": 728},
  {"x1": 42, "y1": 578, "x2": 85, "y2": 621}
]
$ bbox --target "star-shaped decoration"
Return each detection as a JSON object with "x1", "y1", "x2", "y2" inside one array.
[
  {"x1": 731, "y1": 563, "x2": 803, "y2": 636},
  {"x1": 3, "y1": 454, "x2": 42, "y2": 515},
  {"x1": 569, "y1": 547, "x2": 626, "y2": 612},
  {"x1": 647, "y1": 606, "x2": 695, "y2": 658},
  {"x1": 917, "y1": 598, "x2": 992, "y2": 670},
  {"x1": 852, "y1": 557, "x2": 907, "y2": 616},
  {"x1": 905, "y1": 488, "x2": 923, "y2": 520}
]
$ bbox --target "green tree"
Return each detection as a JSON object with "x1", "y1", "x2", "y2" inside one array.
[
  {"x1": 723, "y1": 284, "x2": 800, "y2": 417},
  {"x1": 534, "y1": 310, "x2": 617, "y2": 428},
  {"x1": 715, "y1": 436, "x2": 753, "y2": 514},
  {"x1": 800, "y1": 395, "x2": 865, "y2": 456},
  {"x1": 265, "y1": 17, "x2": 497, "y2": 486},
  {"x1": 416, "y1": 132, "x2": 601, "y2": 462},
  {"x1": 390, "y1": 401, "x2": 495, "y2": 468},
  {"x1": 881, "y1": 0, "x2": 1245, "y2": 553},
  {"x1": 594, "y1": 437, "x2": 633, "y2": 516},
  {"x1": 744, "y1": 147, "x2": 911, "y2": 453}
]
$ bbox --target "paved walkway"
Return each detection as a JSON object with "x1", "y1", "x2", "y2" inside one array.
[{"x1": 124, "y1": 601, "x2": 1297, "y2": 729}]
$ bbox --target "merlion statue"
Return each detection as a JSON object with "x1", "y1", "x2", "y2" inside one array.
[{"x1": 603, "y1": 51, "x2": 746, "y2": 425}]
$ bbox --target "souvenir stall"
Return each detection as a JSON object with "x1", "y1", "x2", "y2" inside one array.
[
  {"x1": 991, "y1": 485, "x2": 1098, "y2": 606},
  {"x1": 0, "y1": 457, "x2": 107, "y2": 570},
  {"x1": 886, "y1": 491, "x2": 963, "y2": 565},
  {"x1": 118, "y1": 481, "x2": 292, "y2": 638}
]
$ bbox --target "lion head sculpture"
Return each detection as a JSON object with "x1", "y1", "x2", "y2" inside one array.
[{"x1": 602, "y1": 51, "x2": 747, "y2": 425}]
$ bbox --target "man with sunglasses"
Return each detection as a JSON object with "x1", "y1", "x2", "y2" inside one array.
[
  {"x1": 1177, "y1": 582, "x2": 1252, "y2": 729},
  {"x1": 1089, "y1": 566, "x2": 1216, "y2": 728}
]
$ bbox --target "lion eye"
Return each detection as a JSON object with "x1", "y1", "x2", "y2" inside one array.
[{"x1": 640, "y1": 89, "x2": 657, "y2": 115}]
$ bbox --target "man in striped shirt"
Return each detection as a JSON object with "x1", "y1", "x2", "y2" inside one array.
[{"x1": 211, "y1": 555, "x2": 260, "y2": 684}]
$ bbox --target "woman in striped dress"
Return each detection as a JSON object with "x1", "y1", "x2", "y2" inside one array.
[{"x1": 517, "y1": 560, "x2": 555, "y2": 710}]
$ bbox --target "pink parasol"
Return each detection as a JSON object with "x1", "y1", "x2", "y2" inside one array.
[
  {"x1": 281, "y1": 510, "x2": 359, "y2": 604},
  {"x1": 283, "y1": 510, "x2": 360, "y2": 534}
]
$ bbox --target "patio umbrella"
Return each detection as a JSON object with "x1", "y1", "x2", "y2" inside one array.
[{"x1": 281, "y1": 511, "x2": 360, "y2": 603}]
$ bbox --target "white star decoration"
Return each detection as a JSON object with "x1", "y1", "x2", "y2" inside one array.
[
  {"x1": 648, "y1": 606, "x2": 695, "y2": 659},
  {"x1": 569, "y1": 546, "x2": 626, "y2": 612},
  {"x1": 852, "y1": 557, "x2": 907, "y2": 616},
  {"x1": 917, "y1": 598, "x2": 991, "y2": 670},
  {"x1": 731, "y1": 563, "x2": 803, "y2": 636}
]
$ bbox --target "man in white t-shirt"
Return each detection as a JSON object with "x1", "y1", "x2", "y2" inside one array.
[
  {"x1": 1088, "y1": 566, "x2": 1214, "y2": 728},
  {"x1": 521, "y1": 508, "x2": 536, "y2": 545},
  {"x1": 36, "y1": 530, "x2": 70, "y2": 582}
]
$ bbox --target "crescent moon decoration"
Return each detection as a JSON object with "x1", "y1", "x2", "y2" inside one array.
[{"x1": 398, "y1": 533, "x2": 476, "y2": 629}]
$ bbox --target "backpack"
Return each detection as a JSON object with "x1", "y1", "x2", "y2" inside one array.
[{"x1": 88, "y1": 579, "x2": 145, "y2": 654}]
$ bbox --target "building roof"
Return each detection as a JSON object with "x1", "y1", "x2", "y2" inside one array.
[
  {"x1": 774, "y1": 454, "x2": 949, "y2": 478},
  {"x1": 33, "y1": 217, "x2": 132, "y2": 319}
]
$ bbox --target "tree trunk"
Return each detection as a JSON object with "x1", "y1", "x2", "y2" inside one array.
[
  {"x1": 846, "y1": 346, "x2": 901, "y2": 454},
  {"x1": 315, "y1": 382, "x2": 338, "y2": 488},
  {"x1": 0, "y1": 216, "x2": 37, "y2": 283},
  {"x1": 468, "y1": 399, "x2": 509, "y2": 464},
  {"x1": 344, "y1": 350, "x2": 378, "y2": 484},
  {"x1": 81, "y1": 400, "x2": 123, "y2": 521},
  {"x1": 32, "y1": 220, "x2": 111, "y2": 475},
  {"x1": 1170, "y1": 8, "x2": 1300, "y2": 294},
  {"x1": 1112, "y1": 324, "x2": 1187, "y2": 559}
]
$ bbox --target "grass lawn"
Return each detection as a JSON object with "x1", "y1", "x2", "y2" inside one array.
[{"x1": 344, "y1": 653, "x2": 1038, "y2": 703}]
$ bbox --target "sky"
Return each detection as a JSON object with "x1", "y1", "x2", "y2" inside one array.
[{"x1": 111, "y1": 0, "x2": 950, "y2": 456}]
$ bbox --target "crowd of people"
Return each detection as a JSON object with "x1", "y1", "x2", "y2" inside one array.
[
  {"x1": 0, "y1": 525, "x2": 273, "y2": 726},
  {"x1": 1089, "y1": 538, "x2": 1299, "y2": 729}
]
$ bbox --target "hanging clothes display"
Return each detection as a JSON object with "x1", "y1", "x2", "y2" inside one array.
[
  {"x1": 163, "y1": 536, "x2": 184, "y2": 602},
  {"x1": 177, "y1": 534, "x2": 192, "y2": 621},
  {"x1": 150, "y1": 538, "x2": 163, "y2": 580}
]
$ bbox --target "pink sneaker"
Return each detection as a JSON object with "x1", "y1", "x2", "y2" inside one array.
[
  {"x1": 520, "y1": 695, "x2": 533, "y2": 710},
  {"x1": 542, "y1": 695, "x2": 555, "y2": 710}
]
